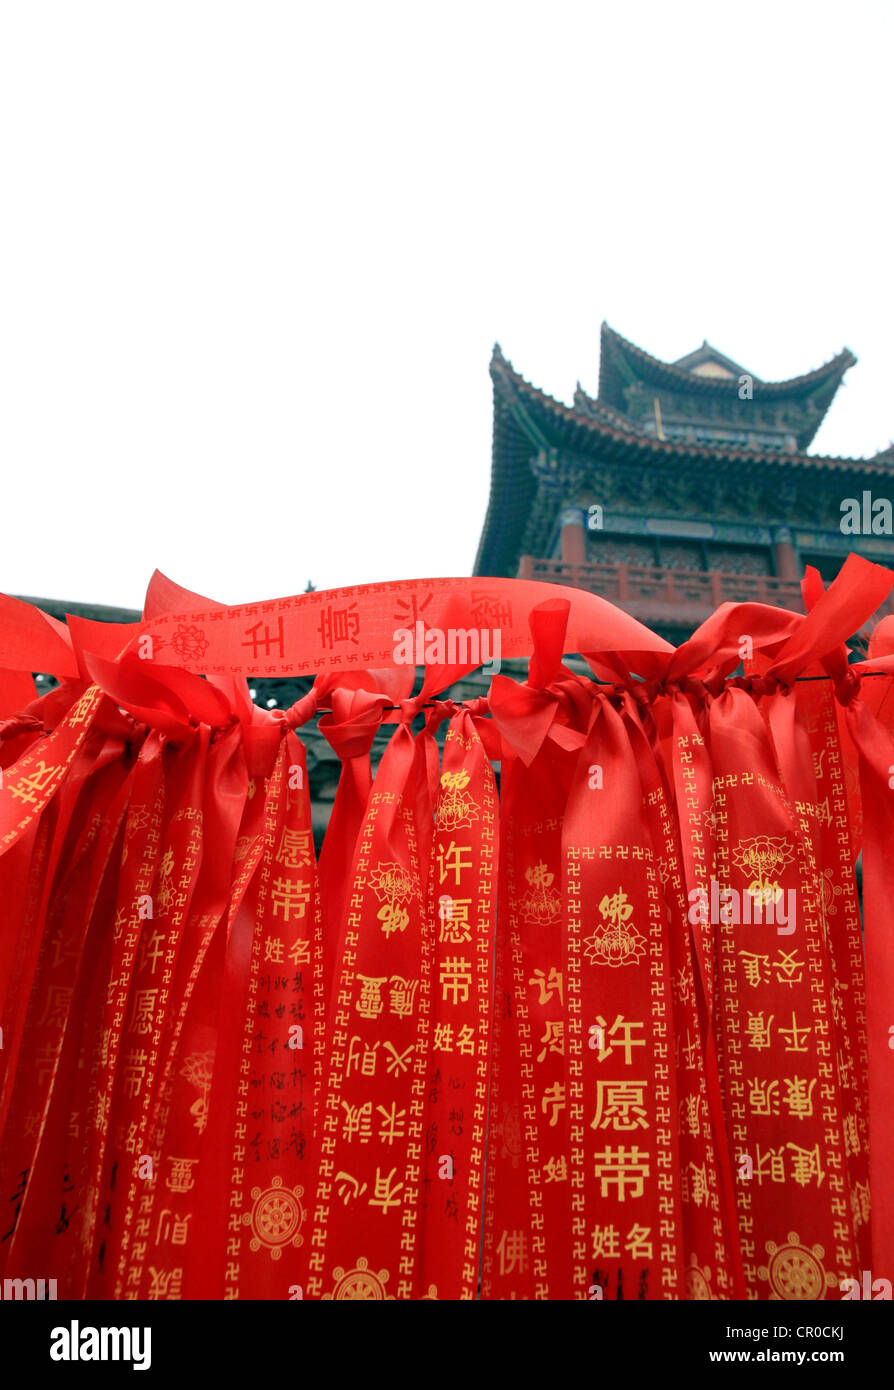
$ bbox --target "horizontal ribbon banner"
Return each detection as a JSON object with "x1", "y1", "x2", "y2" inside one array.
[{"x1": 64, "y1": 574, "x2": 676, "y2": 678}]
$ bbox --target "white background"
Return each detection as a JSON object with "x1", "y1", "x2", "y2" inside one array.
[{"x1": 1, "y1": 1, "x2": 891, "y2": 609}]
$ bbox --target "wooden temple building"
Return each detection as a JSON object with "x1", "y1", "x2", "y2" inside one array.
[{"x1": 475, "y1": 323, "x2": 894, "y2": 645}]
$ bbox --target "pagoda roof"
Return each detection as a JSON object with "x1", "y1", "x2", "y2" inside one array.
[
  {"x1": 571, "y1": 384, "x2": 646, "y2": 434},
  {"x1": 474, "y1": 344, "x2": 889, "y2": 578},
  {"x1": 597, "y1": 322, "x2": 856, "y2": 449},
  {"x1": 671, "y1": 341, "x2": 750, "y2": 377}
]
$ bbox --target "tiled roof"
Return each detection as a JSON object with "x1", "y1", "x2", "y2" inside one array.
[
  {"x1": 490, "y1": 345, "x2": 874, "y2": 470},
  {"x1": 597, "y1": 321, "x2": 856, "y2": 409},
  {"x1": 474, "y1": 344, "x2": 892, "y2": 579}
]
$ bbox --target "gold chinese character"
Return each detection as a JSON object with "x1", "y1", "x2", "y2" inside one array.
[
  {"x1": 67, "y1": 689, "x2": 98, "y2": 726},
  {"x1": 440, "y1": 769, "x2": 471, "y2": 791},
  {"x1": 738, "y1": 952, "x2": 771, "y2": 988},
  {"x1": 35, "y1": 1042, "x2": 58, "y2": 1086},
  {"x1": 593, "y1": 1014, "x2": 646, "y2": 1066},
  {"x1": 536, "y1": 1021, "x2": 565, "y2": 1063},
  {"x1": 383, "y1": 1040, "x2": 414, "y2": 1075},
  {"x1": 123, "y1": 1049, "x2": 148, "y2": 1099},
  {"x1": 334, "y1": 1171, "x2": 367, "y2": 1204},
  {"x1": 166, "y1": 1157, "x2": 198, "y2": 1195},
  {"x1": 271, "y1": 877, "x2": 310, "y2": 923},
  {"x1": 591, "y1": 1224, "x2": 621, "y2": 1259},
  {"x1": 541, "y1": 1082, "x2": 565, "y2": 1127},
  {"x1": 368, "y1": 862, "x2": 417, "y2": 937},
  {"x1": 678, "y1": 1029, "x2": 699, "y2": 1071},
  {"x1": 843, "y1": 1113, "x2": 861, "y2": 1158},
  {"x1": 179, "y1": 1053, "x2": 213, "y2": 1135},
  {"x1": 376, "y1": 1103, "x2": 407, "y2": 1146},
  {"x1": 851, "y1": 1180, "x2": 871, "y2": 1227},
  {"x1": 38, "y1": 985, "x2": 73, "y2": 1030},
  {"x1": 672, "y1": 966, "x2": 695, "y2": 1011},
  {"x1": 288, "y1": 938, "x2": 311, "y2": 966},
  {"x1": 754, "y1": 1144, "x2": 786, "y2": 1186},
  {"x1": 341, "y1": 1101, "x2": 373, "y2": 1142},
  {"x1": 377, "y1": 902, "x2": 410, "y2": 938},
  {"x1": 520, "y1": 862, "x2": 561, "y2": 926},
  {"x1": 275, "y1": 828, "x2": 313, "y2": 870},
  {"x1": 782, "y1": 1075, "x2": 818, "y2": 1120},
  {"x1": 787, "y1": 1142, "x2": 824, "y2": 1187},
  {"x1": 130, "y1": 988, "x2": 159, "y2": 1036},
  {"x1": 155, "y1": 1210, "x2": 192, "y2": 1246},
  {"x1": 773, "y1": 950, "x2": 806, "y2": 988},
  {"x1": 147, "y1": 1265, "x2": 183, "y2": 1300},
  {"x1": 679, "y1": 1094, "x2": 701, "y2": 1137},
  {"x1": 356, "y1": 976, "x2": 386, "y2": 1021},
  {"x1": 138, "y1": 930, "x2": 166, "y2": 976},
  {"x1": 440, "y1": 956, "x2": 473, "y2": 1005},
  {"x1": 544, "y1": 1155, "x2": 567, "y2": 1183},
  {"x1": 496, "y1": 1228, "x2": 527, "y2": 1275},
  {"x1": 733, "y1": 836, "x2": 793, "y2": 906},
  {"x1": 437, "y1": 841, "x2": 473, "y2": 886},
  {"x1": 155, "y1": 849, "x2": 176, "y2": 914},
  {"x1": 528, "y1": 967, "x2": 563, "y2": 1007},
  {"x1": 778, "y1": 1012, "x2": 812, "y2": 1052},
  {"x1": 347, "y1": 1036, "x2": 380, "y2": 1075},
  {"x1": 584, "y1": 888, "x2": 646, "y2": 968},
  {"x1": 748, "y1": 1078, "x2": 780, "y2": 1117},
  {"x1": 590, "y1": 1080, "x2": 650, "y2": 1131},
  {"x1": 745, "y1": 1012, "x2": 774, "y2": 1050},
  {"x1": 625, "y1": 1223, "x2": 653, "y2": 1260},
  {"x1": 10, "y1": 759, "x2": 58, "y2": 805},
  {"x1": 369, "y1": 1166, "x2": 404, "y2": 1214},
  {"x1": 438, "y1": 898, "x2": 472, "y2": 944},
  {"x1": 93, "y1": 1092, "x2": 111, "y2": 1134},
  {"x1": 681, "y1": 1161, "x2": 709, "y2": 1206},
  {"x1": 389, "y1": 976, "x2": 418, "y2": 1018},
  {"x1": 592, "y1": 1146, "x2": 650, "y2": 1200}
]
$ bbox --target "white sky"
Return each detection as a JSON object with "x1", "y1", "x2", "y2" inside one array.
[{"x1": 2, "y1": 1, "x2": 892, "y2": 611}]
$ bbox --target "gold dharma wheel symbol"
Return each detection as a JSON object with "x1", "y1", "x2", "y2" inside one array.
[
  {"x1": 323, "y1": 1258, "x2": 392, "y2": 1300},
  {"x1": 242, "y1": 1176, "x2": 304, "y2": 1259},
  {"x1": 685, "y1": 1256, "x2": 712, "y2": 1301},
  {"x1": 759, "y1": 1231, "x2": 836, "y2": 1300}
]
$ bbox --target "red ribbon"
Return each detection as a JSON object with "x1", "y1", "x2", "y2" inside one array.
[{"x1": 0, "y1": 562, "x2": 892, "y2": 1303}]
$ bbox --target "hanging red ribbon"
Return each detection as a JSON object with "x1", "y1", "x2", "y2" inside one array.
[{"x1": 0, "y1": 565, "x2": 891, "y2": 1303}]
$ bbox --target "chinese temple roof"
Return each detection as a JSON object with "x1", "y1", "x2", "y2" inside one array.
[
  {"x1": 597, "y1": 323, "x2": 856, "y2": 451},
  {"x1": 474, "y1": 341, "x2": 891, "y2": 578}
]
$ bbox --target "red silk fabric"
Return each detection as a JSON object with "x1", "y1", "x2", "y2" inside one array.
[{"x1": 0, "y1": 555, "x2": 892, "y2": 1301}]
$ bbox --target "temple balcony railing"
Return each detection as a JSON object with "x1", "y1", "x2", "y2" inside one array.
[{"x1": 517, "y1": 556, "x2": 894, "y2": 631}]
